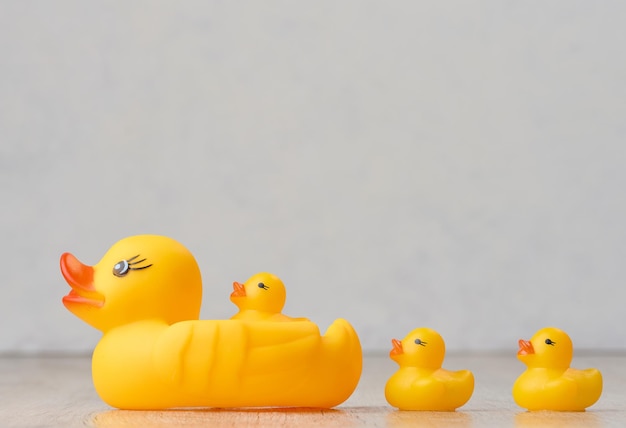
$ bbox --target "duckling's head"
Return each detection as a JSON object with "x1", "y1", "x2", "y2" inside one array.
[
  {"x1": 517, "y1": 327, "x2": 573, "y2": 369},
  {"x1": 230, "y1": 272, "x2": 286, "y2": 314},
  {"x1": 61, "y1": 235, "x2": 202, "y2": 332},
  {"x1": 389, "y1": 327, "x2": 445, "y2": 369}
]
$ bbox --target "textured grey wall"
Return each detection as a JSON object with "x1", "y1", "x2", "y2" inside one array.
[{"x1": 1, "y1": 1, "x2": 625, "y2": 354}]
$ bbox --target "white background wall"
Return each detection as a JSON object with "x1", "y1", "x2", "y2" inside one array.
[{"x1": 1, "y1": 1, "x2": 625, "y2": 354}]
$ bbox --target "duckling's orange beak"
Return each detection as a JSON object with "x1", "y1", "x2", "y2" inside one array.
[
  {"x1": 231, "y1": 281, "x2": 246, "y2": 298},
  {"x1": 518, "y1": 339, "x2": 534, "y2": 356},
  {"x1": 60, "y1": 253, "x2": 104, "y2": 308},
  {"x1": 390, "y1": 338, "x2": 403, "y2": 357}
]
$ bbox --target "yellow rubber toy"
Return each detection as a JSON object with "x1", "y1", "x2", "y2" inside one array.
[
  {"x1": 230, "y1": 272, "x2": 309, "y2": 322},
  {"x1": 513, "y1": 327, "x2": 602, "y2": 411},
  {"x1": 60, "y1": 235, "x2": 362, "y2": 410},
  {"x1": 384, "y1": 327, "x2": 474, "y2": 411}
]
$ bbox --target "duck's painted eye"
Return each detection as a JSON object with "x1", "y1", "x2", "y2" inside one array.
[
  {"x1": 258, "y1": 283, "x2": 269, "y2": 290},
  {"x1": 112, "y1": 255, "x2": 153, "y2": 277},
  {"x1": 414, "y1": 339, "x2": 427, "y2": 346},
  {"x1": 545, "y1": 338, "x2": 556, "y2": 346},
  {"x1": 113, "y1": 260, "x2": 130, "y2": 277}
]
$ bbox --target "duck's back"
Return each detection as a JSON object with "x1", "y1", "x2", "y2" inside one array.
[
  {"x1": 565, "y1": 367, "x2": 603, "y2": 409},
  {"x1": 385, "y1": 367, "x2": 472, "y2": 411},
  {"x1": 514, "y1": 368, "x2": 601, "y2": 411},
  {"x1": 435, "y1": 368, "x2": 474, "y2": 408},
  {"x1": 93, "y1": 318, "x2": 361, "y2": 409}
]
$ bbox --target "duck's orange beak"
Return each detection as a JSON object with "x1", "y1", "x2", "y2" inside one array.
[
  {"x1": 518, "y1": 339, "x2": 534, "y2": 356},
  {"x1": 390, "y1": 338, "x2": 403, "y2": 357},
  {"x1": 231, "y1": 281, "x2": 246, "y2": 298},
  {"x1": 60, "y1": 253, "x2": 104, "y2": 308}
]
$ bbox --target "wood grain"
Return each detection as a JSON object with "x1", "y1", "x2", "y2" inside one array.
[{"x1": 1, "y1": 354, "x2": 625, "y2": 427}]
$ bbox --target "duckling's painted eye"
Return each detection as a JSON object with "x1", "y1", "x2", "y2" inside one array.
[
  {"x1": 414, "y1": 339, "x2": 427, "y2": 346},
  {"x1": 545, "y1": 338, "x2": 556, "y2": 346},
  {"x1": 113, "y1": 260, "x2": 129, "y2": 277},
  {"x1": 258, "y1": 283, "x2": 269, "y2": 290}
]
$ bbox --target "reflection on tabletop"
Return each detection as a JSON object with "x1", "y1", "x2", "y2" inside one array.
[
  {"x1": 515, "y1": 410, "x2": 602, "y2": 428},
  {"x1": 92, "y1": 407, "x2": 363, "y2": 428},
  {"x1": 386, "y1": 410, "x2": 473, "y2": 427},
  {"x1": 86, "y1": 406, "x2": 610, "y2": 428}
]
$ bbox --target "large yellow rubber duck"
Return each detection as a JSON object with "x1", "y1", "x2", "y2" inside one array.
[
  {"x1": 60, "y1": 235, "x2": 362, "y2": 410},
  {"x1": 230, "y1": 272, "x2": 309, "y2": 322},
  {"x1": 384, "y1": 327, "x2": 474, "y2": 411},
  {"x1": 513, "y1": 327, "x2": 602, "y2": 411}
]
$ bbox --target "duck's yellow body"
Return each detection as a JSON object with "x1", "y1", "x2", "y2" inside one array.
[
  {"x1": 384, "y1": 328, "x2": 474, "y2": 411},
  {"x1": 61, "y1": 235, "x2": 362, "y2": 410},
  {"x1": 93, "y1": 317, "x2": 360, "y2": 409},
  {"x1": 513, "y1": 327, "x2": 602, "y2": 411}
]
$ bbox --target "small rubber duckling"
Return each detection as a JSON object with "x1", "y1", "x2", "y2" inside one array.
[
  {"x1": 230, "y1": 272, "x2": 308, "y2": 322},
  {"x1": 385, "y1": 327, "x2": 474, "y2": 411},
  {"x1": 513, "y1": 327, "x2": 602, "y2": 411}
]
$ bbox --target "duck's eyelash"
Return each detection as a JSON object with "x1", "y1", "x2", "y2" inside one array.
[
  {"x1": 129, "y1": 264, "x2": 153, "y2": 271},
  {"x1": 127, "y1": 255, "x2": 152, "y2": 270}
]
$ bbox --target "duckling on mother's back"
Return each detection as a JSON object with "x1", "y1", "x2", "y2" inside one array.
[{"x1": 230, "y1": 272, "x2": 309, "y2": 322}]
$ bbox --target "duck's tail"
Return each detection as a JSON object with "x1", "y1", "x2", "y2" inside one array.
[
  {"x1": 214, "y1": 318, "x2": 362, "y2": 408},
  {"x1": 312, "y1": 318, "x2": 363, "y2": 407}
]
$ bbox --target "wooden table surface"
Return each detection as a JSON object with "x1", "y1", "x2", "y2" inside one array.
[{"x1": 1, "y1": 354, "x2": 625, "y2": 427}]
